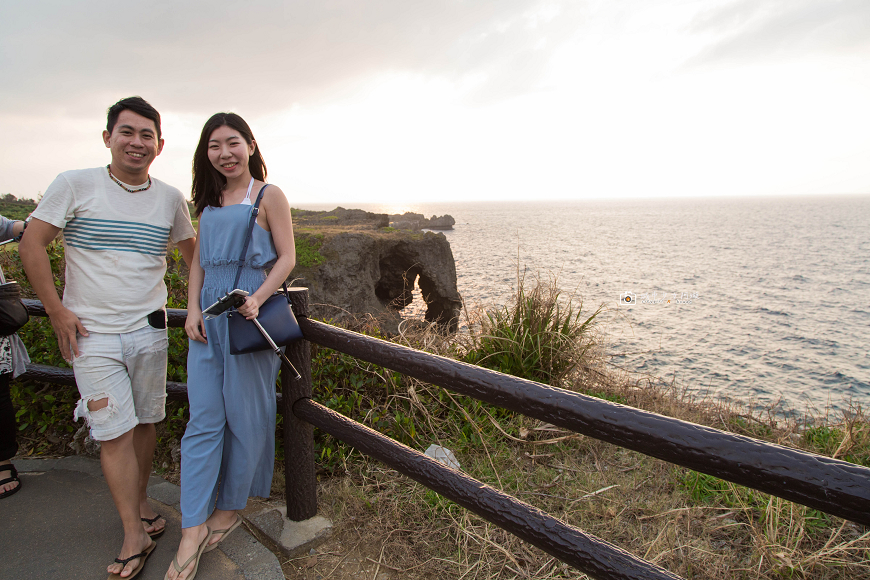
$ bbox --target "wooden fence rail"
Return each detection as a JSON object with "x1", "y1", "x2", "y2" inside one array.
[
  {"x1": 17, "y1": 291, "x2": 870, "y2": 580},
  {"x1": 297, "y1": 315, "x2": 870, "y2": 527},
  {"x1": 294, "y1": 397, "x2": 682, "y2": 579}
]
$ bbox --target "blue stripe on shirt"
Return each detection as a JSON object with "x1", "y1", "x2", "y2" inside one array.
[{"x1": 64, "y1": 217, "x2": 170, "y2": 256}]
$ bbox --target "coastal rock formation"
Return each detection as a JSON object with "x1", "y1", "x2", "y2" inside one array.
[
  {"x1": 291, "y1": 229, "x2": 462, "y2": 333},
  {"x1": 425, "y1": 215, "x2": 456, "y2": 230},
  {"x1": 388, "y1": 212, "x2": 455, "y2": 231}
]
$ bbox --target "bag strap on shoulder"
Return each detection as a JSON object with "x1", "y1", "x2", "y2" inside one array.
[{"x1": 232, "y1": 184, "x2": 269, "y2": 290}]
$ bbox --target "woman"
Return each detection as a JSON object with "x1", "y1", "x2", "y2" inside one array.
[
  {"x1": 166, "y1": 113, "x2": 295, "y2": 580},
  {"x1": 0, "y1": 216, "x2": 31, "y2": 500}
]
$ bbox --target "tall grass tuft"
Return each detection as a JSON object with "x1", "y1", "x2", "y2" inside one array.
[{"x1": 463, "y1": 271, "x2": 601, "y2": 387}]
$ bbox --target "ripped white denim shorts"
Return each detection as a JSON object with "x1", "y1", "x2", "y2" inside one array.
[{"x1": 72, "y1": 325, "x2": 169, "y2": 442}]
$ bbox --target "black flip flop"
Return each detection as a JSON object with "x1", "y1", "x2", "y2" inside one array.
[
  {"x1": 107, "y1": 539, "x2": 156, "y2": 580},
  {"x1": 141, "y1": 513, "x2": 166, "y2": 539},
  {"x1": 0, "y1": 464, "x2": 21, "y2": 499}
]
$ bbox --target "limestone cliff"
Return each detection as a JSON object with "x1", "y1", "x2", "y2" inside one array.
[{"x1": 290, "y1": 208, "x2": 462, "y2": 332}]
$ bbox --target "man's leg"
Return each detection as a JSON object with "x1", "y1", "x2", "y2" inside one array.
[
  {"x1": 73, "y1": 332, "x2": 152, "y2": 577},
  {"x1": 90, "y1": 401, "x2": 153, "y2": 577},
  {"x1": 126, "y1": 326, "x2": 170, "y2": 536},
  {"x1": 132, "y1": 422, "x2": 164, "y2": 533}
]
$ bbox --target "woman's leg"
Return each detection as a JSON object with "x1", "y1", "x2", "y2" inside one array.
[
  {"x1": 198, "y1": 347, "x2": 278, "y2": 551},
  {"x1": 167, "y1": 335, "x2": 226, "y2": 580},
  {"x1": 215, "y1": 344, "x2": 279, "y2": 512},
  {"x1": 0, "y1": 372, "x2": 20, "y2": 496},
  {"x1": 179, "y1": 336, "x2": 227, "y2": 527}
]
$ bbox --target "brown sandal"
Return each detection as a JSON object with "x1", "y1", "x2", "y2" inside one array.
[
  {"x1": 165, "y1": 527, "x2": 210, "y2": 580},
  {"x1": 203, "y1": 515, "x2": 242, "y2": 553}
]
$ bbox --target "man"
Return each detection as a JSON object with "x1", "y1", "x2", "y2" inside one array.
[{"x1": 20, "y1": 96, "x2": 196, "y2": 579}]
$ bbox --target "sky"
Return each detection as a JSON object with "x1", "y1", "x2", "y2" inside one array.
[{"x1": 1, "y1": 0, "x2": 869, "y2": 205}]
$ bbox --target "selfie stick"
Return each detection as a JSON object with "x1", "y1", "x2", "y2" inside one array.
[{"x1": 252, "y1": 319, "x2": 302, "y2": 380}]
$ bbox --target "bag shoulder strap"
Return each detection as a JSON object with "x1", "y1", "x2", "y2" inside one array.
[{"x1": 232, "y1": 184, "x2": 269, "y2": 290}]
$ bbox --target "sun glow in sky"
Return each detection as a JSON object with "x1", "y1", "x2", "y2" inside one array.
[{"x1": 1, "y1": 0, "x2": 868, "y2": 204}]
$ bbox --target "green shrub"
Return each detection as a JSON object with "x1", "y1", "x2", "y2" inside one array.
[
  {"x1": 295, "y1": 234, "x2": 325, "y2": 268},
  {"x1": 311, "y1": 343, "x2": 412, "y2": 473},
  {"x1": 0, "y1": 198, "x2": 37, "y2": 221},
  {"x1": 464, "y1": 272, "x2": 601, "y2": 387},
  {"x1": 13, "y1": 382, "x2": 78, "y2": 438},
  {"x1": 1, "y1": 238, "x2": 66, "y2": 296},
  {"x1": 164, "y1": 248, "x2": 189, "y2": 309}
]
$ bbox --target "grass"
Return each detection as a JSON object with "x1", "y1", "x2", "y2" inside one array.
[
  {"x1": 289, "y1": 380, "x2": 870, "y2": 579},
  {"x1": 4, "y1": 239, "x2": 870, "y2": 579},
  {"x1": 462, "y1": 270, "x2": 601, "y2": 387},
  {"x1": 294, "y1": 233, "x2": 326, "y2": 268}
]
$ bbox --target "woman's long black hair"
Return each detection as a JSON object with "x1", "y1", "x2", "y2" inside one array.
[{"x1": 191, "y1": 113, "x2": 267, "y2": 216}]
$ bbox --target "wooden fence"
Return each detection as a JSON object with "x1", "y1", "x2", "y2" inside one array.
[{"x1": 19, "y1": 289, "x2": 870, "y2": 580}]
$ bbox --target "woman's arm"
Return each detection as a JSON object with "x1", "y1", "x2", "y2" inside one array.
[
  {"x1": 0, "y1": 216, "x2": 23, "y2": 243},
  {"x1": 237, "y1": 185, "x2": 296, "y2": 320},
  {"x1": 184, "y1": 227, "x2": 208, "y2": 342}
]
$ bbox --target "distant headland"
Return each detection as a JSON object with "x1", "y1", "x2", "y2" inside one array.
[{"x1": 388, "y1": 212, "x2": 455, "y2": 231}]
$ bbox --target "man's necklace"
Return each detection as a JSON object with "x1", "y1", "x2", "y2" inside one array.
[{"x1": 106, "y1": 164, "x2": 152, "y2": 193}]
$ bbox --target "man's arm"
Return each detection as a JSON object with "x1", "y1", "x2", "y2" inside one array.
[
  {"x1": 176, "y1": 236, "x2": 196, "y2": 268},
  {"x1": 19, "y1": 218, "x2": 88, "y2": 362}
]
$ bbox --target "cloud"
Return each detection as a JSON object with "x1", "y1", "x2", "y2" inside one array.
[
  {"x1": 685, "y1": 0, "x2": 870, "y2": 67},
  {"x1": 0, "y1": 0, "x2": 585, "y2": 115}
]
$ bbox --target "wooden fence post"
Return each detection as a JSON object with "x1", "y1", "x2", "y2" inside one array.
[{"x1": 283, "y1": 288, "x2": 317, "y2": 521}]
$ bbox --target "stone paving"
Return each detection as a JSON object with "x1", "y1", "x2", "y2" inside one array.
[{"x1": 1, "y1": 456, "x2": 285, "y2": 580}]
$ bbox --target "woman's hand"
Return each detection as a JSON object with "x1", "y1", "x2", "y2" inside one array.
[
  {"x1": 237, "y1": 295, "x2": 263, "y2": 320},
  {"x1": 185, "y1": 307, "x2": 207, "y2": 343}
]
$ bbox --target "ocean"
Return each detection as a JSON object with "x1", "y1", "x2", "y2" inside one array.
[{"x1": 295, "y1": 195, "x2": 870, "y2": 414}]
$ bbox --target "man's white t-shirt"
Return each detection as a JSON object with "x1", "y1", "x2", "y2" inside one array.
[{"x1": 33, "y1": 167, "x2": 196, "y2": 334}]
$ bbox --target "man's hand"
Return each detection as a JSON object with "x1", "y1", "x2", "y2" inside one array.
[{"x1": 47, "y1": 305, "x2": 88, "y2": 363}]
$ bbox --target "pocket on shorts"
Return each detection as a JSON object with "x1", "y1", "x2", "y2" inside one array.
[
  {"x1": 145, "y1": 391, "x2": 168, "y2": 422},
  {"x1": 73, "y1": 333, "x2": 92, "y2": 359},
  {"x1": 143, "y1": 327, "x2": 169, "y2": 353}
]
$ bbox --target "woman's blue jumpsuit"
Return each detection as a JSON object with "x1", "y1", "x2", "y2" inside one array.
[{"x1": 180, "y1": 203, "x2": 280, "y2": 528}]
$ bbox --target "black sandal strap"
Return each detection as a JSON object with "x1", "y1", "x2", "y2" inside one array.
[
  {"x1": 0, "y1": 476, "x2": 17, "y2": 486},
  {"x1": 114, "y1": 549, "x2": 150, "y2": 567},
  {"x1": 141, "y1": 514, "x2": 163, "y2": 525},
  {"x1": 0, "y1": 464, "x2": 16, "y2": 477}
]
